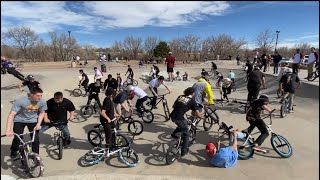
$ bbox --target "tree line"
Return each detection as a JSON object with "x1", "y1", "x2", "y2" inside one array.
[{"x1": 1, "y1": 26, "x2": 317, "y2": 62}]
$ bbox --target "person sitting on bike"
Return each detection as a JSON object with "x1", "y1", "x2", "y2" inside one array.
[
  {"x1": 219, "y1": 76, "x2": 233, "y2": 102},
  {"x1": 243, "y1": 94, "x2": 273, "y2": 152},
  {"x1": 148, "y1": 76, "x2": 171, "y2": 109},
  {"x1": 103, "y1": 74, "x2": 118, "y2": 92},
  {"x1": 279, "y1": 68, "x2": 301, "y2": 113},
  {"x1": 19, "y1": 75, "x2": 41, "y2": 92},
  {"x1": 113, "y1": 86, "x2": 134, "y2": 117},
  {"x1": 206, "y1": 129, "x2": 244, "y2": 168},
  {"x1": 192, "y1": 75, "x2": 214, "y2": 112},
  {"x1": 116, "y1": 73, "x2": 122, "y2": 92},
  {"x1": 40, "y1": 92, "x2": 75, "y2": 146},
  {"x1": 85, "y1": 81, "x2": 102, "y2": 112},
  {"x1": 79, "y1": 69, "x2": 89, "y2": 93},
  {"x1": 100, "y1": 87, "x2": 120, "y2": 149},
  {"x1": 247, "y1": 66, "x2": 266, "y2": 103},
  {"x1": 125, "y1": 65, "x2": 134, "y2": 80},
  {"x1": 94, "y1": 67, "x2": 103, "y2": 88},
  {"x1": 201, "y1": 69, "x2": 209, "y2": 77},
  {"x1": 170, "y1": 87, "x2": 204, "y2": 157},
  {"x1": 228, "y1": 70, "x2": 236, "y2": 85},
  {"x1": 126, "y1": 85, "x2": 148, "y2": 116},
  {"x1": 211, "y1": 61, "x2": 218, "y2": 74},
  {"x1": 183, "y1": 72, "x2": 189, "y2": 81},
  {"x1": 5, "y1": 87, "x2": 47, "y2": 157}
]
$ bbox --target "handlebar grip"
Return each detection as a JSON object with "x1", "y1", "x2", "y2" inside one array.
[
  {"x1": 229, "y1": 125, "x2": 233, "y2": 130},
  {"x1": 1, "y1": 135, "x2": 6, "y2": 137}
]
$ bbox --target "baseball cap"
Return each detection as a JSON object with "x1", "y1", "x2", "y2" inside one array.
[{"x1": 206, "y1": 143, "x2": 215, "y2": 153}]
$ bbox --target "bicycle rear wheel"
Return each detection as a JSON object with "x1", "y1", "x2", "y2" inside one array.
[
  {"x1": 271, "y1": 134, "x2": 293, "y2": 158},
  {"x1": 118, "y1": 147, "x2": 139, "y2": 167},
  {"x1": 88, "y1": 130, "x2": 103, "y2": 147},
  {"x1": 128, "y1": 121, "x2": 143, "y2": 135},
  {"x1": 163, "y1": 100, "x2": 170, "y2": 121},
  {"x1": 203, "y1": 107, "x2": 219, "y2": 131},
  {"x1": 280, "y1": 101, "x2": 286, "y2": 118},
  {"x1": 208, "y1": 70, "x2": 213, "y2": 76},
  {"x1": 166, "y1": 142, "x2": 180, "y2": 165},
  {"x1": 237, "y1": 138, "x2": 254, "y2": 160},
  {"x1": 80, "y1": 147, "x2": 104, "y2": 167},
  {"x1": 27, "y1": 153, "x2": 44, "y2": 178},
  {"x1": 132, "y1": 79, "x2": 138, "y2": 86},
  {"x1": 80, "y1": 105, "x2": 94, "y2": 118},
  {"x1": 72, "y1": 89, "x2": 82, "y2": 97},
  {"x1": 140, "y1": 110, "x2": 154, "y2": 123},
  {"x1": 57, "y1": 137, "x2": 63, "y2": 160}
]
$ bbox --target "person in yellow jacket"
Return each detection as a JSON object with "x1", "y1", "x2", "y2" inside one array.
[{"x1": 192, "y1": 75, "x2": 214, "y2": 112}]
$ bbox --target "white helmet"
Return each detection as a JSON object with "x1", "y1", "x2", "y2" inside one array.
[
  {"x1": 126, "y1": 85, "x2": 134, "y2": 91},
  {"x1": 284, "y1": 68, "x2": 293, "y2": 73},
  {"x1": 168, "y1": 52, "x2": 172, "y2": 55}
]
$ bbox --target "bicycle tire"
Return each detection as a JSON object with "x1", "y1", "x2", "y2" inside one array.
[
  {"x1": 57, "y1": 137, "x2": 63, "y2": 160},
  {"x1": 118, "y1": 147, "x2": 139, "y2": 167},
  {"x1": 80, "y1": 147, "x2": 104, "y2": 167},
  {"x1": 203, "y1": 107, "x2": 219, "y2": 131},
  {"x1": 72, "y1": 89, "x2": 82, "y2": 97},
  {"x1": 237, "y1": 138, "x2": 254, "y2": 160},
  {"x1": 166, "y1": 142, "x2": 180, "y2": 165},
  {"x1": 128, "y1": 121, "x2": 143, "y2": 135},
  {"x1": 142, "y1": 98, "x2": 153, "y2": 111},
  {"x1": 141, "y1": 110, "x2": 154, "y2": 123},
  {"x1": 88, "y1": 130, "x2": 103, "y2": 147},
  {"x1": 280, "y1": 101, "x2": 286, "y2": 118},
  {"x1": 271, "y1": 134, "x2": 293, "y2": 158},
  {"x1": 123, "y1": 81, "x2": 130, "y2": 88},
  {"x1": 80, "y1": 105, "x2": 94, "y2": 118},
  {"x1": 115, "y1": 134, "x2": 129, "y2": 147},
  {"x1": 163, "y1": 100, "x2": 170, "y2": 121},
  {"x1": 208, "y1": 70, "x2": 213, "y2": 76},
  {"x1": 27, "y1": 153, "x2": 44, "y2": 178},
  {"x1": 308, "y1": 72, "x2": 317, "y2": 81},
  {"x1": 132, "y1": 79, "x2": 138, "y2": 86}
]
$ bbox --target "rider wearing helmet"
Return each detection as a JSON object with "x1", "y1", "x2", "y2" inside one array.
[
  {"x1": 243, "y1": 94, "x2": 273, "y2": 152},
  {"x1": 279, "y1": 68, "x2": 301, "y2": 112},
  {"x1": 126, "y1": 85, "x2": 148, "y2": 115},
  {"x1": 19, "y1": 75, "x2": 41, "y2": 92},
  {"x1": 246, "y1": 65, "x2": 266, "y2": 102}
]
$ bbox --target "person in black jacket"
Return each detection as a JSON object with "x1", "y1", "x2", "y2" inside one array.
[
  {"x1": 272, "y1": 52, "x2": 282, "y2": 75},
  {"x1": 85, "y1": 81, "x2": 102, "y2": 110},
  {"x1": 103, "y1": 74, "x2": 118, "y2": 92}
]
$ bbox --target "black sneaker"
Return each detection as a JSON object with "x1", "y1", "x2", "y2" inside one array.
[
  {"x1": 181, "y1": 148, "x2": 189, "y2": 157},
  {"x1": 10, "y1": 151, "x2": 18, "y2": 158}
]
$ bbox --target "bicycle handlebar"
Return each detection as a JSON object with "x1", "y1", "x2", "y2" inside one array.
[
  {"x1": 158, "y1": 92, "x2": 170, "y2": 97},
  {"x1": 1, "y1": 131, "x2": 36, "y2": 144},
  {"x1": 262, "y1": 109, "x2": 276, "y2": 125}
]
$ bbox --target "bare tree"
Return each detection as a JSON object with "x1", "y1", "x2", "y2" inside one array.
[
  {"x1": 255, "y1": 29, "x2": 275, "y2": 54},
  {"x1": 181, "y1": 35, "x2": 201, "y2": 61},
  {"x1": 294, "y1": 42, "x2": 312, "y2": 55},
  {"x1": 144, "y1": 36, "x2": 158, "y2": 58},
  {"x1": 82, "y1": 45, "x2": 97, "y2": 60},
  {"x1": 169, "y1": 38, "x2": 184, "y2": 60},
  {"x1": 49, "y1": 31, "x2": 78, "y2": 61},
  {"x1": 3, "y1": 27, "x2": 39, "y2": 61},
  {"x1": 123, "y1": 36, "x2": 142, "y2": 60},
  {"x1": 111, "y1": 40, "x2": 125, "y2": 58}
]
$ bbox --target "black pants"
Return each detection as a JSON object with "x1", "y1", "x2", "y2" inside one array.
[
  {"x1": 100, "y1": 119, "x2": 115, "y2": 147},
  {"x1": 247, "y1": 85, "x2": 260, "y2": 102},
  {"x1": 292, "y1": 63, "x2": 299, "y2": 75},
  {"x1": 222, "y1": 87, "x2": 231, "y2": 100},
  {"x1": 136, "y1": 96, "x2": 148, "y2": 114},
  {"x1": 81, "y1": 80, "x2": 89, "y2": 93},
  {"x1": 86, "y1": 94, "x2": 102, "y2": 109},
  {"x1": 1, "y1": 67, "x2": 6, "y2": 74},
  {"x1": 7, "y1": 67, "x2": 25, "y2": 81},
  {"x1": 149, "y1": 87, "x2": 158, "y2": 107},
  {"x1": 171, "y1": 119, "x2": 189, "y2": 155},
  {"x1": 247, "y1": 117, "x2": 269, "y2": 146},
  {"x1": 11, "y1": 122, "x2": 40, "y2": 154}
]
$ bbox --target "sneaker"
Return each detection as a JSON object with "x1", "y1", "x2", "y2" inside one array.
[
  {"x1": 253, "y1": 145, "x2": 267, "y2": 153},
  {"x1": 10, "y1": 151, "x2": 18, "y2": 158},
  {"x1": 289, "y1": 110, "x2": 294, "y2": 113},
  {"x1": 181, "y1": 148, "x2": 189, "y2": 157}
]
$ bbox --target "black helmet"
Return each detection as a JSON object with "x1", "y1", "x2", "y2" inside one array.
[
  {"x1": 259, "y1": 94, "x2": 269, "y2": 104},
  {"x1": 26, "y1": 75, "x2": 34, "y2": 81}
]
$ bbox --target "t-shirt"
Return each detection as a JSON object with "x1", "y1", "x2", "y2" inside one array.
[
  {"x1": 82, "y1": 73, "x2": 89, "y2": 82},
  {"x1": 293, "y1": 53, "x2": 303, "y2": 64},
  {"x1": 100, "y1": 97, "x2": 115, "y2": 122},
  {"x1": 113, "y1": 91, "x2": 128, "y2": 104},
  {"x1": 87, "y1": 83, "x2": 100, "y2": 94},
  {"x1": 149, "y1": 79, "x2": 164, "y2": 88},
  {"x1": 308, "y1": 52, "x2": 318, "y2": 64},
  {"x1": 166, "y1": 55, "x2": 175, "y2": 68},
  {"x1": 192, "y1": 81, "x2": 207, "y2": 105},
  {"x1": 279, "y1": 73, "x2": 300, "y2": 93},
  {"x1": 212, "y1": 62, "x2": 217, "y2": 70},
  {"x1": 132, "y1": 86, "x2": 147, "y2": 99},
  {"x1": 103, "y1": 78, "x2": 118, "y2": 90},
  {"x1": 228, "y1": 72, "x2": 235, "y2": 79},
  {"x1": 170, "y1": 95, "x2": 197, "y2": 120},
  {"x1": 221, "y1": 78, "x2": 232, "y2": 88},
  {"x1": 247, "y1": 70, "x2": 265, "y2": 87},
  {"x1": 127, "y1": 68, "x2": 134, "y2": 76},
  {"x1": 95, "y1": 69, "x2": 103, "y2": 79},
  {"x1": 46, "y1": 98, "x2": 75, "y2": 123},
  {"x1": 273, "y1": 55, "x2": 282, "y2": 64},
  {"x1": 11, "y1": 96, "x2": 47, "y2": 123},
  {"x1": 245, "y1": 62, "x2": 253, "y2": 73},
  {"x1": 154, "y1": 66, "x2": 160, "y2": 74},
  {"x1": 209, "y1": 146, "x2": 238, "y2": 168},
  {"x1": 22, "y1": 80, "x2": 40, "y2": 91}
]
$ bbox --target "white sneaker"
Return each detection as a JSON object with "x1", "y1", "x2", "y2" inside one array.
[{"x1": 289, "y1": 110, "x2": 294, "y2": 113}]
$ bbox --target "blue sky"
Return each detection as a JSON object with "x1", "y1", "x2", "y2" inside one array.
[{"x1": 1, "y1": 1, "x2": 319, "y2": 49}]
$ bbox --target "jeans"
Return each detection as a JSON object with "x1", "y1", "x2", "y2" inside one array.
[
  {"x1": 81, "y1": 80, "x2": 89, "y2": 93},
  {"x1": 7, "y1": 67, "x2": 25, "y2": 81},
  {"x1": 222, "y1": 87, "x2": 231, "y2": 100},
  {"x1": 273, "y1": 63, "x2": 279, "y2": 74},
  {"x1": 171, "y1": 119, "x2": 189, "y2": 155},
  {"x1": 246, "y1": 117, "x2": 269, "y2": 146},
  {"x1": 40, "y1": 123, "x2": 71, "y2": 141},
  {"x1": 282, "y1": 92, "x2": 295, "y2": 111},
  {"x1": 100, "y1": 119, "x2": 115, "y2": 148},
  {"x1": 292, "y1": 63, "x2": 299, "y2": 75},
  {"x1": 11, "y1": 122, "x2": 40, "y2": 154},
  {"x1": 229, "y1": 132, "x2": 247, "y2": 145}
]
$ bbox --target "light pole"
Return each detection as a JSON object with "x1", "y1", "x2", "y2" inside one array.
[
  {"x1": 68, "y1": 31, "x2": 71, "y2": 61},
  {"x1": 274, "y1": 30, "x2": 280, "y2": 53}
]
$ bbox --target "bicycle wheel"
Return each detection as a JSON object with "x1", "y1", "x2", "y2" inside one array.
[
  {"x1": 71, "y1": 115, "x2": 88, "y2": 123},
  {"x1": 141, "y1": 110, "x2": 154, "y2": 123},
  {"x1": 166, "y1": 142, "x2": 180, "y2": 165},
  {"x1": 57, "y1": 137, "x2": 63, "y2": 160},
  {"x1": 115, "y1": 134, "x2": 129, "y2": 147},
  {"x1": 128, "y1": 121, "x2": 143, "y2": 135},
  {"x1": 208, "y1": 70, "x2": 213, "y2": 76},
  {"x1": 118, "y1": 147, "x2": 139, "y2": 167},
  {"x1": 308, "y1": 72, "x2": 317, "y2": 81},
  {"x1": 203, "y1": 107, "x2": 218, "y2": 131},
  {"x1": 271, "y1": 134, "x2": 293, "y2": 158},
  {"x1": 280, "y1": 101, "x2": 286, "y2": 118},
  {"x1": 237, "y1": 138, "x2": 254, "y2": 160},
  {"x1": 80, "y1": 105, "x2": 94, "y2": 118},
  {"x1": 27, "y1": 153, "x2": 44, "y2": 178},
  {"x1": 142, "y1": 98, "x2": 153, "y2": 111},
  {"x1": 123, "y1": 81, "x2": 130, "y2": 88},
  {"x1": 88, "y1": 130, "x2": 103, "y2": 147},
  {"x1": 132, "y1": 79, "x2": 138, "y2": 86},
  {"x1": 80, "y1": 147, "x2": 104, "y2": 167},
  {"x1": 163, "y1": 100, "x2": 170, "y2": 121},
  {"x1": 189, "y1": 129, "x2": 195, "y2": 144},
  {"x1": 72, "y1": 89, "x2": 82, "y2": 97}
]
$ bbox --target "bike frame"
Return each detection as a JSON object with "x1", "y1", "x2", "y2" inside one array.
[{"x1": 151, "y1": 93, "x2": 170, "y2": 107}]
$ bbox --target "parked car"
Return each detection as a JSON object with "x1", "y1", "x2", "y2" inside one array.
[
  {"x1": 279, "y1": 57, "x2": 293, "y2": 66},
  {"x1": 303, "y1": 55, "x2": 309, "y2": 65}
]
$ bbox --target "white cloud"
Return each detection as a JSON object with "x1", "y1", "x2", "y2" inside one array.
[
  {"x1": 283, "y1": 35, "x2": 319, "y2": 42},
  {"x1": 1, "y1": 1, "x2": 230, "y2": 33}
]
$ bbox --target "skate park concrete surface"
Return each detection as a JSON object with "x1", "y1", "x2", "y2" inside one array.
[{"x1": 1, "y1": 60, "x2": 319, "y2": 180}]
